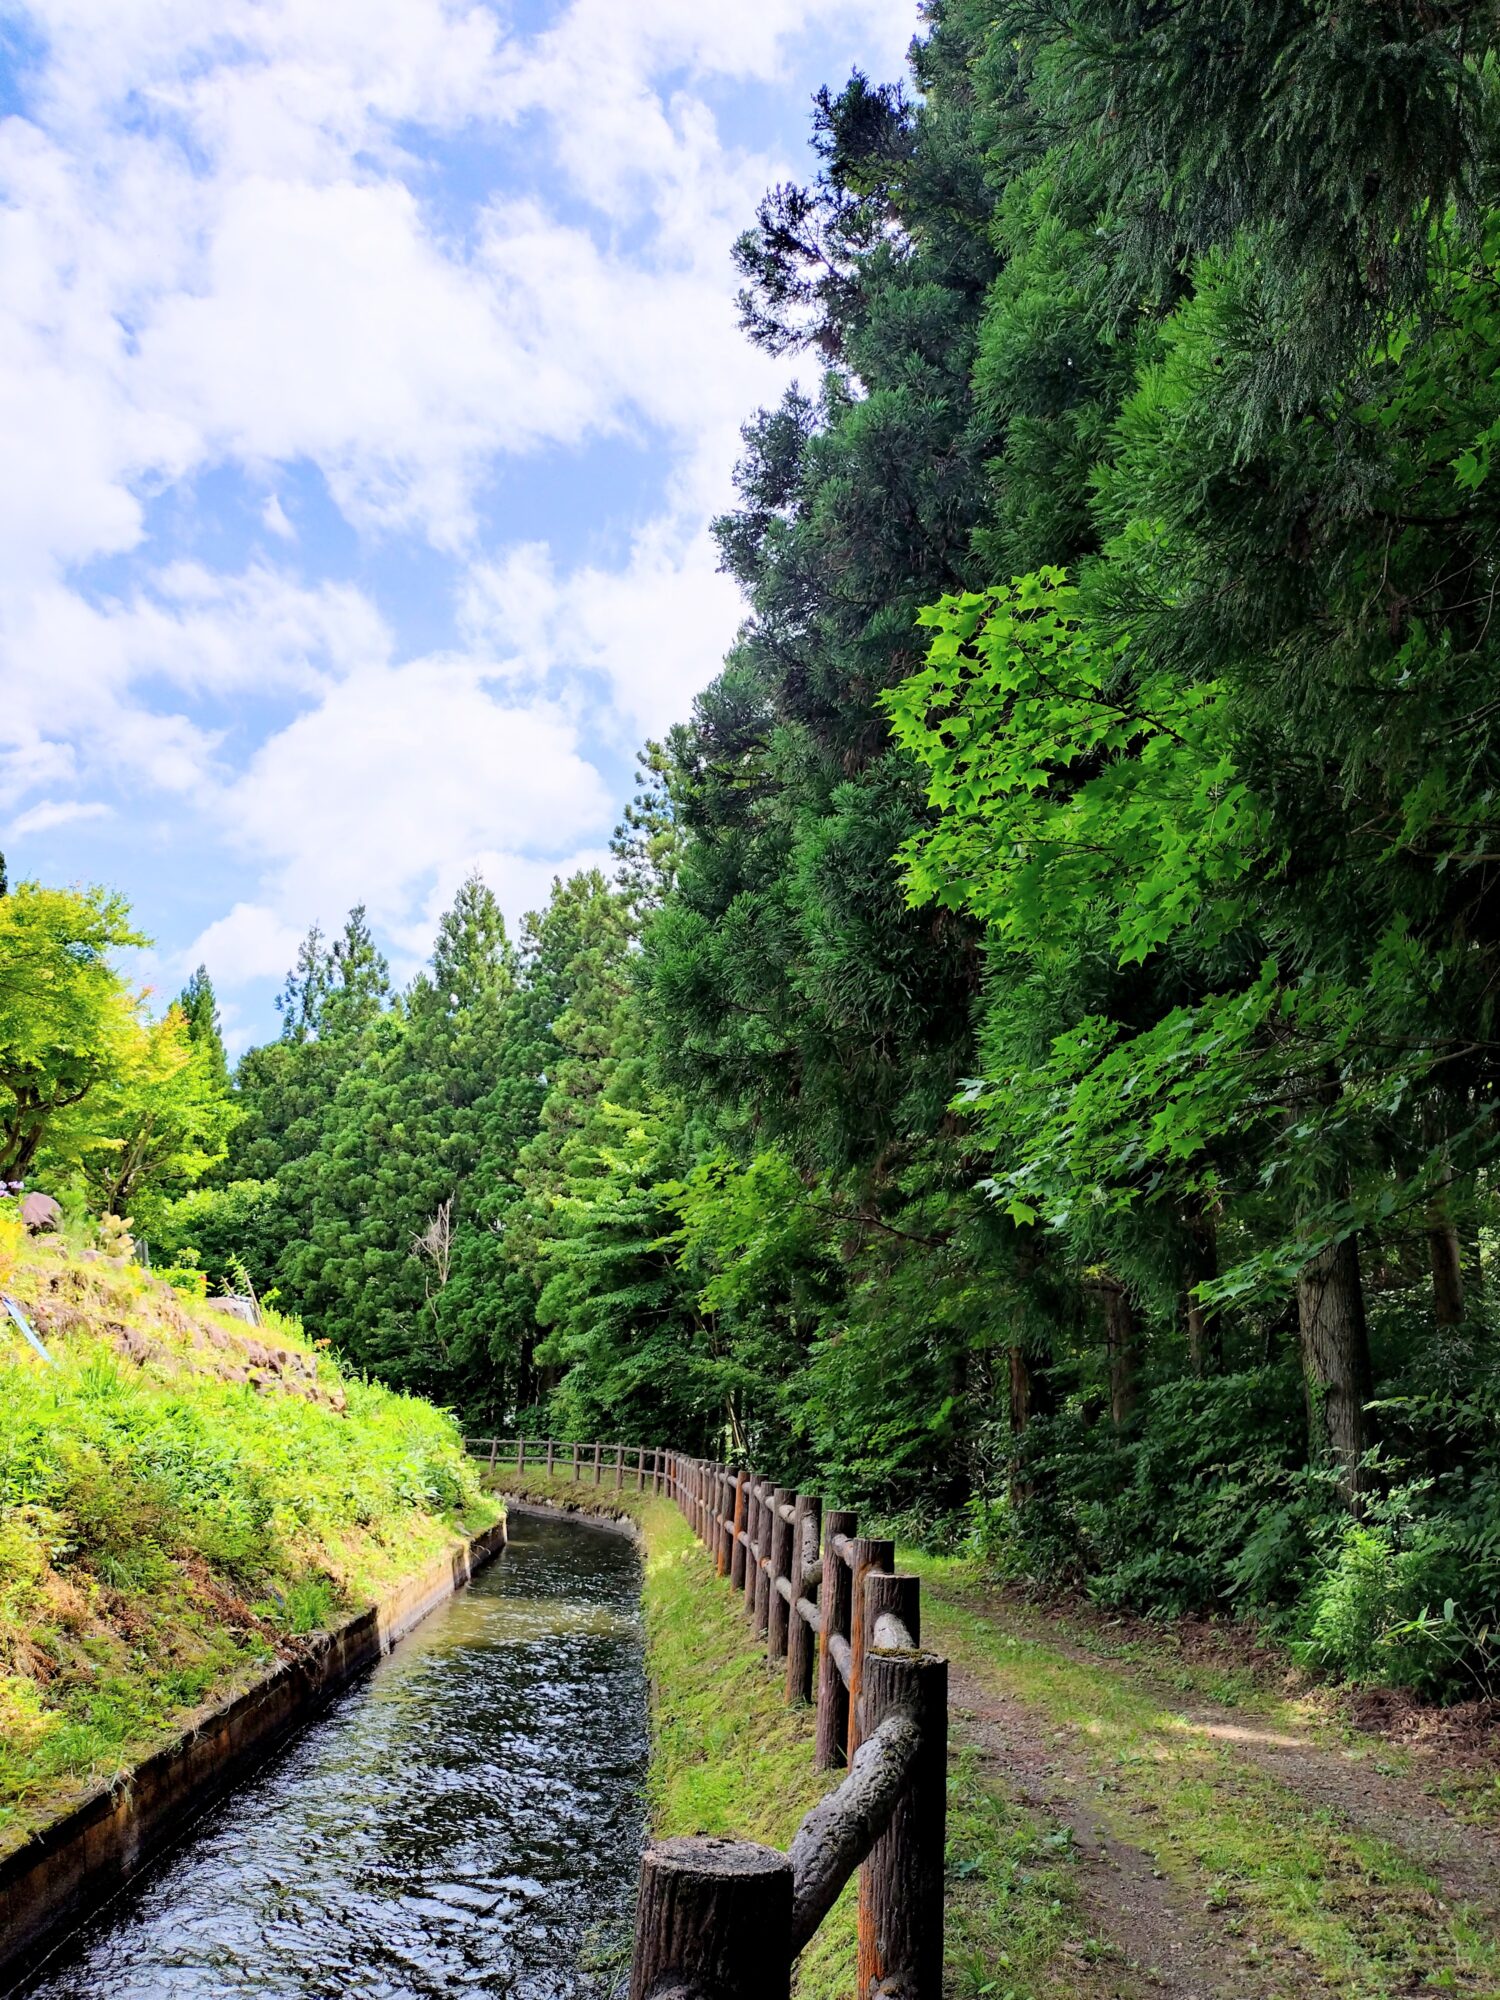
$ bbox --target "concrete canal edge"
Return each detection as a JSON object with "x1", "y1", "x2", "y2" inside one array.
[
  {"x1": 499, "y1": 1494, "x2": 643, "y2": 1540},
  {"x1": 0, "y1": 1514, "x2": 508, "y2": 1990}
]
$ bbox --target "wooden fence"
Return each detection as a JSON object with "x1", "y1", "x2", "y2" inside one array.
[{"x1": 465, "y1": 1436, "x2": 948, "y2": 2000}]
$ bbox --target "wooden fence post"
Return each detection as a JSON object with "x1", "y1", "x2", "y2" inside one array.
[
  {"x1": 715, "y1": 1465, "x2": 732, "y2": 1576},
  {"x1": 615, "y1": 1442, "x2": 624, "y2": 1490},
  {"x1": 767, "y1": 1487, "x2": 793, "y2": 1662},
  {"x1": 815, "y1": 1509, "x2": 857, "y2": 1769},
  {"x1": 729, "y1": 1471, "x2": 748, "y2": 1590},
  {"x1": 856, "y1": 1649, "x2": 947, "y2": 2000},
  {"x1": 593, "y1": 1440, "x2": 602, "y2": 1487},
  {"x1": 846, "y1": 1536, "x2": 894, "y2": 1762},
  {"x1": 752, "y1": 1482, "x2": 774, "y2": 1640},
  {"x1": 862, "y1": 1570, "x2": 920, "y2": 1654},
  {"x1": 546, "y1": 1438, "x2": 555, "y2": 1477},
  {"x1": 487, "y1": 1437, "x2": 497, "y2": 1472},
  {"x1": 785, "y1": 1493, "x2": 820, "y2": 1707},
  {"x1": 628, "y1": 1837, "x2": 792, "y2": 2000},
  {"x1": 742, "y1": 1480, "x2": 760, "y2": 1618},
  {"x1": 572, "y1": 1441, "x2": 580, "y2": 1482},
  {"x1": 518, "y1": 1437, "x2": 526, "y2": 1475}
]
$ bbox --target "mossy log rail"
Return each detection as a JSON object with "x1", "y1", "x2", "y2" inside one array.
[{"x1": 466, "y1": 1436, "x2": 947, "y2": 1999}]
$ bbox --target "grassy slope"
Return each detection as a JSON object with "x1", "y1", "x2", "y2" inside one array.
[
  {"x1": 496, "y1": 1468, "x2": 1090, "y2": 1999},
  {"x1": 0, "y1": 1227, "x2": 498, "y2": 1856}
]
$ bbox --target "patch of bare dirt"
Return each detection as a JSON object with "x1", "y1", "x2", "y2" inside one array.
[
  {"x1": 950, "y1": 1665, "x2": 1324, "y2": 1999},
  {"x1": 943, "y1": 1577, "x2": 1500, "y2": 1938}
]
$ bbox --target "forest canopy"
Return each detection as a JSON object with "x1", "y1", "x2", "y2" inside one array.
[{"x1": 15, "y1": 0, "x2": 1500, "y2": 1701}]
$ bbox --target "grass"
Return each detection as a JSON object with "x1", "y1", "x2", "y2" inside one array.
[
  {"x1": 494, "y1": 1467, "x2": 1093, "y2": 1998},
  {"x1": 913, "y1": 1556, "x2": 1500, "y2": 1997},
  {"x1": 0, "y1": 1219, "x2": 498, "y2": 1855}
]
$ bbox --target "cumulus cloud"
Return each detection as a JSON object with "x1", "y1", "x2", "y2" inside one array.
[
  {"x1": 460, "y1": 516, "x2": 742, "y2": 738},
  {"x1": 183, "y1": 901, "x2": 304, "y2": 989},
  {"x1": 227, "y1": 655, "x2": 611, "y2": 923},
  {"x1": 0, "y1": 566, "x2": 391, "y2": 807},
  {"x1": 0, "y1": 0, "x2": 918, "y2": 1019}
]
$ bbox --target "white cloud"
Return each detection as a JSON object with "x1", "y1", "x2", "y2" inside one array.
[
  {"x1": 461, "y1": 513, "x2": 743, "y2": 738},
  {"x1": 184, "y1": 901, "x2": 303, "y2": 988},
  {"x1": 261, "y1": 494, "x2": 295, "y2": 541},
  {"x1": 0, "y1": 0, "x2": 920, "y2": 1021},
  {"x1": 6, "y1": 797, "x2": 113, "y2": 837},
  {"x1": 0, "y1": 566, "x2": 390, "y2": 807},
  {"x1": 227, "y1": 654, "x2": 612, "y2": 924}
]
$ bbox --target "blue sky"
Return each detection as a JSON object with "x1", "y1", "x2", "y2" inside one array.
[{"x1": 0, "y1": 0, "x2": 919, "y2": 1051}]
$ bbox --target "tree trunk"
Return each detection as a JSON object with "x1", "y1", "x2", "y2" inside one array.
[
  {"x1": 1183, "y1": 1212, "x2": 1221, "y2": 1375},
  {"x1": 1296, "y1": 1233, "x2": 1373, "y2": 1501},
  {"x1": 1421, "y1": 1109, "x2": 1466, "y2": 1330},
  {"x1": 1101, "y1": 1281, "x2": 1139, "y2": 1428},
  {"x1": 1429, "y1": 1217, "x2": 1466, "y2": 1329},
  {"x1": 1007, "y1": 1344, "x2": 1033, "y2": 1433}
]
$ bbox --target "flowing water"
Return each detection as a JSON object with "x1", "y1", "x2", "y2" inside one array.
[{"x1": 19, "y1": 1508, "x2": 648, "y2": 2000}]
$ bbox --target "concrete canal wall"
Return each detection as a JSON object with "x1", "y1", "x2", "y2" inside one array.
[{"x1": 0, "y1": 1516, "x2": 508, "y2": 1989}]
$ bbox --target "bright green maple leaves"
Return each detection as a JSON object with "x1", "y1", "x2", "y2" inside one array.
[{"x1": 883, "y1": 568, "x2": 1272, "y2": 968}]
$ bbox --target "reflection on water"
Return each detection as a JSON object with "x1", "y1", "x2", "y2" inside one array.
[{"x1": 19, "y1": 1509, "x2": 647, "y2": 2000}]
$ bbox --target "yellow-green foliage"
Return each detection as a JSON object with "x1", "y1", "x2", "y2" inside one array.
[{"x1": 0, "y1": 1233, "x2": 497, "y2": 1853}]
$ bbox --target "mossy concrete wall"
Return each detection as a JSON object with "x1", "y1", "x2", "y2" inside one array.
[{"x1": 0, "y1": 1516, "x2": 507, "y2": 1986}]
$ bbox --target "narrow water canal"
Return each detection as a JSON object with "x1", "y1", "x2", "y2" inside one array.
[{"x1": 20, "y1": 1508, "x2": 648, "y2": 1999}]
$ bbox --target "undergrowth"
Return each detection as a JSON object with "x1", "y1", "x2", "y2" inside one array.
[{"x1": 0, "y1": 1229, "x2": 496, "y2": 1852}]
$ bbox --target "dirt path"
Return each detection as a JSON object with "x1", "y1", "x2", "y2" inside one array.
[
  {"x1": 951, "y1": 1663, "x2": 1323, "y2": 1999},
  {"x1": 922, "y1": 1571, "x2": 1500, "y2": 1998}
]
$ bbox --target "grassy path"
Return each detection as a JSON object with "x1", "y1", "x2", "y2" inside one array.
[
  {"x1": 494, "y1": 1472, "x2": 1495, "y2": 1997},
  {"x1": 917, "y1": 1559, "x2": 1499, "y2": 1998}
]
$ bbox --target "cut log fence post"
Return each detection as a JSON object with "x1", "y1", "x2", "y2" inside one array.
[
  {"x1": 488, "y1": 1437, "x2": 497, "y2": 1471},
  {"x1": 573, "y1": 1441, "x2": 580, "y2": 1481},
  {"x1": 815, "y1": 1509, "x2": 857, "y2": 1769},
  {"x1": 752, "y1": 1482, "x2": 773, "y2": 1639},
  {"x1": 546, "y1": 1438, "x2": 555, "y2": 1476},
  {"x1": 856, "y1": 1647, "x2": 947, "y2": 2000},
  {"x1": 718, "y1": 1466, "x2": 735, "y2": 1576},
  {"x1": 785, "y1": 1492, "x2": 820, "y2": 1707},
  {"x1": 615, "y1": 1442, "x2": 624, "y2": 1490},
  {"x1": 628, "y1": 1837, "x2": 792, "y2": 2000},
  {"x1": 518, "y1": 1437, "x2": 526, "y2": 1475},
  {"x1": 593, "y1": 1440, "x2": 602, "y2": 1487},
  {"x1": 729, "y1": 1471, "x2": 748, "y2": 1590},
  {"x1": 862, "y1": 1570, "x2": 920, "y2": 1657},
  {"x1": 846, "y1": 1536, "x2": 894, "y2": 1762},
  {"x1": 767, "y1": 1487, "x2": 793, "y2": 1662},
  {"x1": 742, "y1": 1479, "x2": 760, "y2": 1618}
]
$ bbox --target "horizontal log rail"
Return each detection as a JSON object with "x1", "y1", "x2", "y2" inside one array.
[{"x1": 465, "y1": 1436, "x2": 947, "y2": 1999}]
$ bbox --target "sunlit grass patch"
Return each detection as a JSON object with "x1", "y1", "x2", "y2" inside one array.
[
  {"x1": 0, "y1": 1242, "x2": 497, "y2": 1853},
  {"x1": 915, "y1": 1568, "x2": 1500, "y2": 1997}
]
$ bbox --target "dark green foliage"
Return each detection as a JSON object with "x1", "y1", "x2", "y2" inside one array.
[{"x1": 177, "y1": 966, "x2": 229, "y2": 1090}]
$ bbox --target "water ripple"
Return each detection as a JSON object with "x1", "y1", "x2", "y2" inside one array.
[{"x1": 19, "y1": 1513, "x2": 647, "y2": 2000}]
